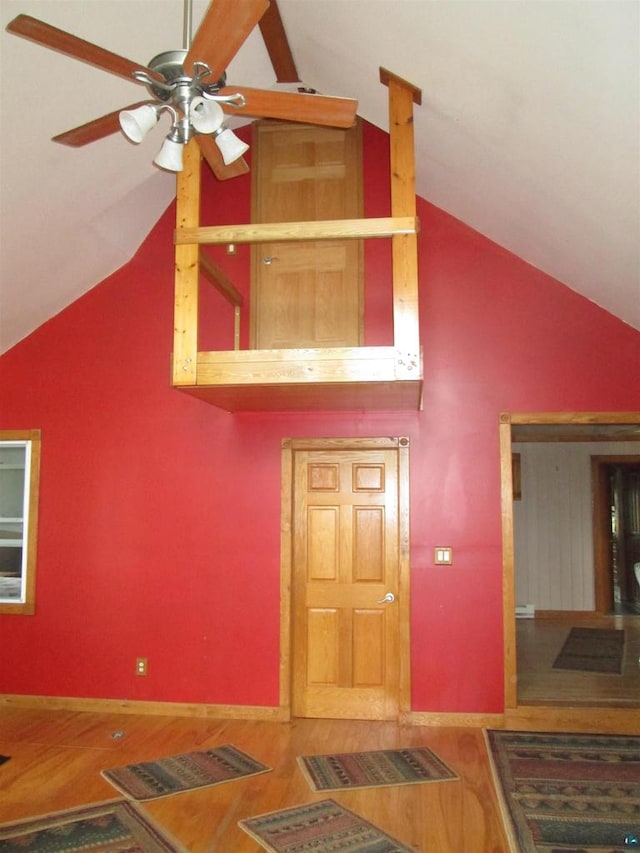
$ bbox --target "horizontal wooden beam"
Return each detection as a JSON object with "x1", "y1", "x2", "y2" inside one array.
[
  {"x1": 195, "y1": 346, "x2": 399, "y2": 385},
  {"x1": 503, "y1": 411, "x2": 640, "y2": 425},
  {"x1": 175, "y1": 217, "x2": 419, "y2": 246}
]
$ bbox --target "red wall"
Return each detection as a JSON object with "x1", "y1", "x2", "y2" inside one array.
[{"x1": 1, "y1": 122, "x2": 639, "y2": 713}]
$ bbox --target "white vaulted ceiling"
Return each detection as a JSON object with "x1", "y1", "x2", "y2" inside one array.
[{"x1": 0, "y1": 0, "x2": 638, "y2": 354}]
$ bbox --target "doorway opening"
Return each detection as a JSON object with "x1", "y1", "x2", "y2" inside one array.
[
  {"x1": 593, "y1": 458, "x2": 640, "y2": 616},
  {"x1": 500, "y1": 413, "x2": 640, "y2": 719}
]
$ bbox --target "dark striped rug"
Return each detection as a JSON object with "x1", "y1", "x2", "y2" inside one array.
[
  {"x1": 239, "y1": 799, "x2": 413, "y2": 853},
  {"x1": 485, "y1": 729, "x2": 640, "y2": 852},
  {"x1": 552, "y1": 626, "x2": 625, "y2": 673},
  {"x1": 297, "y1": 746, "x2": 458, "y2": 791}
]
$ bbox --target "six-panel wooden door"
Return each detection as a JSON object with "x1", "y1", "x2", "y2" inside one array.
[
  {"x1": 292, "y1": 446, "x2": 401, "y2": 720},
  {"x1": 251, "y1": 121, "x2": 363, "y2": 350}
]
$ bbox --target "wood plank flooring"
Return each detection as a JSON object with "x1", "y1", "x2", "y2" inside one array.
[
  {"x1": 0, "y1": 708, "x2": 509, "y2": 852},
  {"x1": 516, "y1": 613, "x2": 640, "y2": 706}
]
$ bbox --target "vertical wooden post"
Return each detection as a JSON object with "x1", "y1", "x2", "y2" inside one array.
[
  {"x1": 234, "y1": 305, "x2": 241, "y2": 350},
  {"x1": 499, "y1": 414, "x2": 517, "y2": 710},
  {"x1": 172, "y1": 139, "x2": 201, "y2": 385},
  {"x1": 380, "y1": 67, "x2": 422, "y2": 380}
]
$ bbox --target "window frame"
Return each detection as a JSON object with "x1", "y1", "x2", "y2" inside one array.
[{"x1": 0, "y1": 429, "x2": 41, "y2": 615}]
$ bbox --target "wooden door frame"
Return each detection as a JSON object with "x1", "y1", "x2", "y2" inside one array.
[
  {"x1": 279, "y1": 436, "x2": 411, "y2": 720},
  {"x1": 592, "y1": 455, "x2": 640, "y2": 612},
  {"x1": 500, "y1": 412, "x2": 640, "y2": 712}
]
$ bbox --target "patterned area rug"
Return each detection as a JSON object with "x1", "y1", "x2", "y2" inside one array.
[
  {"x1": 298, "y1": 746, "x2": 458, "y2": 791},
  {"x1": 552, "y1": 626, "x2": 625, "y2": 673},
  {"x1": 485, "y1": 729, "x2": 640, "y2": 852},
  {"x1": 239, "y1": 798, "x2": 414, "y2": 853},
  {"x1": 102, "y1": 744, "x2": 270, "y2": 801},
  {"x1": 0, "y1": 798, "x2": 187, "y2": 852}
]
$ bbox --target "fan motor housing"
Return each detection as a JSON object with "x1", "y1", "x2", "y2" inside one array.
[{"x1": 147, "y1": 49, "x2": 226, "y2": 101}]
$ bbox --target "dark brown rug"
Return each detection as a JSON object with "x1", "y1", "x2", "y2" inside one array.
[
  {"x1": 298, "y1": 746, "x2": 458, "y2": 791},
  {"x1": 102, "y1": 744, "x2": 270, "y2": 800},
  {"x1": 239, "y1": 798, "x2": 414, "y2": 852},
  {"x1": 552, "y1": 626, "x2": 625, "y2": 673},
  {"x1": 0, "y1": 798, "x2": 187, "y2": 852},
  {"x1": 485, "y1": 729, "x2": 640, "y2": 852}
]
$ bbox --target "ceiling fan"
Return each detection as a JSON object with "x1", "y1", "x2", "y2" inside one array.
[{"x1": 5, "y1": 0, "x2": 358, "y2": 178}]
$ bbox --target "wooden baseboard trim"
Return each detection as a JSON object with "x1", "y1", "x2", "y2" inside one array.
[
  {"x1": 504, "y1": 705, "x2": 640, "y2": 734},
  {"x1": 405, "y1": 711, "x2": 505, "y2": 728},
  {"x1": 0, "y1": 694, "x2": 289, "y2": 722},
  {"x1": 534, "y1": 610, "x2": 604, "y2": 621}
]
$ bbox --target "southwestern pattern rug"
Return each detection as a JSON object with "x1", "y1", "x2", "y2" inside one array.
[
  {"x1": 552, "y1": 626, "x2": 625, "y2": 673},
  {"x1": 485, "y1": 729, "x2": 640, "y2": 852},
  {"x1": 102, "y1": 744, "x2": 270, "y2": 801},
  {"x1": 239, "y1": 798, "x2": 414, "y2": 853},
  {"x1": 0, "y1": 798, "x2": 187, "y2": 852},
  {"x1": 298, "y1": 746, "x2": 458, "y2": 791}
]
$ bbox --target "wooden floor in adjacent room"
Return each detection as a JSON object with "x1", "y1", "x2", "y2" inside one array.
[
  {"x1": 516, "y1": 612, "x2": 640, "y2": 707},
  {"x1": 0, "y1": 707, "x2": 509, "y2": 852}
]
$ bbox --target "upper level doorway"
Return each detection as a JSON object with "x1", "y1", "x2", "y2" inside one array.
[{"x1": 250, "y1": 121, "x2": 364, "y2": 350}]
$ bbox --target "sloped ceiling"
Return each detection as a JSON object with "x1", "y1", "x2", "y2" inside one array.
[{"x1": 0, "y1": 0, "x2": 638, "y2": 354}]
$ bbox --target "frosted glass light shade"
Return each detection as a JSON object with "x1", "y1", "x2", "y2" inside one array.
[
  {"x1": 214, "y1": 128, "x2": 249, "y2": 165},
  {"x1": 190, "y1": 97, "x2": 224, "y2": 134},
  {"x1": 154, "y1": 137, "x2": 184, "y2": 171},
  {"x1": 119, "y1": 105, "x2": 159, "y2": 143}
]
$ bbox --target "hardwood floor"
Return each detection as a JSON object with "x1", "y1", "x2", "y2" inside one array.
[
  {"x1": 516, "y1": 613, "x2": 640, "y2": 706},
  {"x1": 0, "y1": 707, "x2": 509, "y2": 852}
]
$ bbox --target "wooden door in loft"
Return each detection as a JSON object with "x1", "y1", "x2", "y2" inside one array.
[{"x1": 250, "y1": 121, "x2": 363, "y2": 350}]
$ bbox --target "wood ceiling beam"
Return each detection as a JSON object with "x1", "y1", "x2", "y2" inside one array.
[{"x1": 259, "y1": 0, "x2": 299, "y2": 83}]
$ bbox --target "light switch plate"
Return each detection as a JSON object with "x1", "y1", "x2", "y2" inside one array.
[{"x1": 434, "y1": 546, "x2": 453, "y2": 565}]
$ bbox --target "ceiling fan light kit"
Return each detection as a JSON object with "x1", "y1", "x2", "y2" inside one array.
[
  {"x1": 213, "y1": 127, "x2": 250, "y2": 166},
  {"x1": 119, "y1": 104, "x2": 164, "y2": 144},
  {"x1": 190, "y1": 97, "x2": 224, "y2": 133},
  {"x1": 154, "y1": 131, "x2": 186, "y2": 171},
  {"x1": 120, "y1": 49, "x2": 249, "y2": 172},
  {"x1": 124, "y1": 48, "x2": 248, "y2": 171}
]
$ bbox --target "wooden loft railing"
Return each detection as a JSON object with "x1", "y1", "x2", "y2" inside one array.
[
  {"x1": 198, "y1": 249, "x2": 243, "y2": 351},
  {"x1": 171, "y1": 67, "x2": 423, "y2": 412}
]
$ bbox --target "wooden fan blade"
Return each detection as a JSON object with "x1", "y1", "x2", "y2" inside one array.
[
  {"x1": 197, "y1": 135, "x2": 249, "y2": 181},
  {"x1": 258, "y1": 0, "x2": 299, "y2": 83},
  {"x1": 219, "y1": 87, "x2": 358, "y2": 128},
  {"x1": 6, "y1": 15, "x2": 161, "y2": 84},
  {"x1": 51, "y1": 103, "x2": 150, "y2": 147},
  {"x1": 185, "y1": 0, "x2": 269, "y2": 81}
]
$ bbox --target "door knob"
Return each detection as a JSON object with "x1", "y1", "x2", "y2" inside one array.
[
  {"x1": 262, "y1": 256, "x2": 279, "y2": 265},
  {"x1": 376, "y1": 592, "x2": 395, "y2": 604}
]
